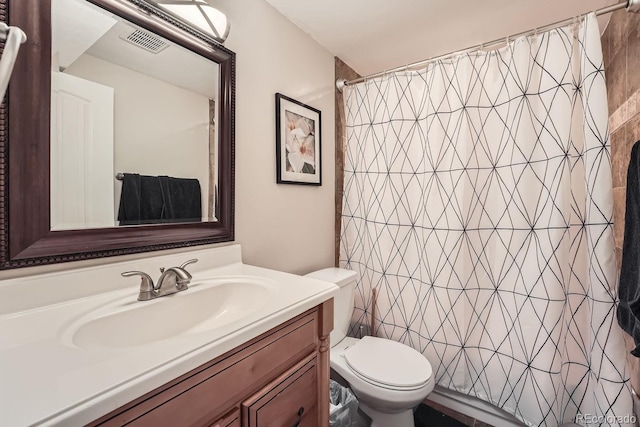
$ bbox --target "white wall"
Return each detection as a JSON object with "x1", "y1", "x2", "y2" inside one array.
[
  {"x1": 217, "y1": 0, "x2": 336, "y2": 274},
  {"x1": 65, "y1": 54, "x2": 210, "y2": 221},
  {"x1": 0, "y1": 0, "x2": 335, "y2": 280}
]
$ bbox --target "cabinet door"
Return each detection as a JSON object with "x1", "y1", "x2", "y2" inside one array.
[{"x1": 242, "y1": 354, "x2": 318, "y2": 427}]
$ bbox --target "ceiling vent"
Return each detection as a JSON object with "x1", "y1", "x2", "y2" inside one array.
[{"x1": 119, "y1": 28, "x2": 169, "y2": 53}]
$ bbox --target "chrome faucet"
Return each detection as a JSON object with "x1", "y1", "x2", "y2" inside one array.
[{"x1": 122, "y1": 259, "x2": 198, "y2": 301}]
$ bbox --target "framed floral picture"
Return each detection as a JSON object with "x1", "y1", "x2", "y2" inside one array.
[{"x1": 275, "y1": 93, "x2": 322, "y2": 185}]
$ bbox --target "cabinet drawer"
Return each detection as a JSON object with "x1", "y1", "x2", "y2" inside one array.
[
  {"x1": 91, "y1": 310, "x2": 319, "y2": 427},
  {"x1": 242, "y1": 354, "x2": 317, "y2": 427}
]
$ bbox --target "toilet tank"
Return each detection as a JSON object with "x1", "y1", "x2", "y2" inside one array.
[{"x1": 305, "y1": 268, "x2": 358, "y2": 347}]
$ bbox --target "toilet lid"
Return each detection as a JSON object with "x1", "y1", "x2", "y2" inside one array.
[{"x1": 343, "y1": 336, "x2": 432, "y2": 389}]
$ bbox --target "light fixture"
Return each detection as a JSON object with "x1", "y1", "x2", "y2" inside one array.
[{"x1": 141, "y1": 0, "x2": 230, "y2": 44}]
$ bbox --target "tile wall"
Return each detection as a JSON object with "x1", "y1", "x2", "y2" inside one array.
[
  {"x1": 602, "y1": 8, "x2": 640, "y2": 401},
  {"x1": 334, "y1": 58, "x2": 361, "y2": 266}
]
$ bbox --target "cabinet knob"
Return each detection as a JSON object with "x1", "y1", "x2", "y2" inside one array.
[{"x1": 291, "y1": 406, "x2": 304, "y2": 427}]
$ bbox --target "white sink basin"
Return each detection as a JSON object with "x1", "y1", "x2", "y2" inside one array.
[{"x1": 65, "y1": 276, "x2": 277, "y2": 349}]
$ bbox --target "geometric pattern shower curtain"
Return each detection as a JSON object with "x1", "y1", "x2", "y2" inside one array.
[{"x1": 340, "y1": 14, "x2": 634, "y2": 427}]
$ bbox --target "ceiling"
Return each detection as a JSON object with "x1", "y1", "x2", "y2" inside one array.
[
  {"x1": 88, "y1": 21, "x2": 219, "y2": 98},
  {"x1": 54, "y1": 0, "x2": 218, "y2": 98},
  {"x1": 264, "y1": 0, "x2": 620, "y2": 76}
]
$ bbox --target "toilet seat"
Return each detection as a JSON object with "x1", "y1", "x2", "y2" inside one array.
[{"x1": 343, "y1": 336, "x2": 432, "y2": 391}]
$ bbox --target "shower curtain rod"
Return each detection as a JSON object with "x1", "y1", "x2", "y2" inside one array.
[{"x1": 336, "y1": 0, "x2": 640, "y2": 91}]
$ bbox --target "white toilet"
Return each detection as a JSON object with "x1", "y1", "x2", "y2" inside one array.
[{"x1": 306, "y1": 268, "x2": 434, "y2": 427}]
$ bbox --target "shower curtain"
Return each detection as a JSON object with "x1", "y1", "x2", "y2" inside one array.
[{"x1": 340, "y1": 14, "x2": 634, "y2": 427}]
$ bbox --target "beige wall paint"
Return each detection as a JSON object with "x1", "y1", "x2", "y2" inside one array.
[
  {"x1": 215, "y1": 0, "x2": 336, "y2": 274},
  {"x1": 0, "y1": 0, "x2": 335, "y2": 280},
  {"x1": 65, "y1": 54, "x2": 210, "y2": 221}
]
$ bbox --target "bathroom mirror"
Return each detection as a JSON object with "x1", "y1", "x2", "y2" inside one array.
[
  {"x1": 51, "y1": 0, "x2": 220, "y2": 229},
  {"x1": 0, "y1": 0, "x2": 235, "y2": 268}
]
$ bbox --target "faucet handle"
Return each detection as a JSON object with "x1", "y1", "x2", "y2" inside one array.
[
  {"x1": 179, "y1": 259, "x2": 198, "y2": 270},
  {"x1": 121, "y1": 271, "x2": 156, "y2": 301}
]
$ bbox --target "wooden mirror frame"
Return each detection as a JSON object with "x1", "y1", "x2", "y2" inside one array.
[{"x1": 1, "y1": 0, "x2": 235, "y2": 269}]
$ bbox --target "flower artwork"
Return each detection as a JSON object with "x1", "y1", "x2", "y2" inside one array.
[
  {"x1": 285, "y1": 111, "x2": 316, "y2": 175},
  {"x1": 276, "y1": 93, "x2": 321, "y2": 185}
]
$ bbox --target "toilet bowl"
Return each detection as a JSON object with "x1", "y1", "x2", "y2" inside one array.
[{"x1": 305, "y1": 268, "x2": 434, "y2": 427}]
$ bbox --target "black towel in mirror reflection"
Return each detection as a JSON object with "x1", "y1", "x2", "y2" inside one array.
[{"x1": 117, "y1": 173, "x2": 202, "y2": 225}]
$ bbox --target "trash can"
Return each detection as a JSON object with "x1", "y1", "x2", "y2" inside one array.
[{"x1": 329, "y1": 380, "x2": 370, "y2": 427}]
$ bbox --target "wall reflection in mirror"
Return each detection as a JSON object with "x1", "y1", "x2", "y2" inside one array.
[{"x1": 50, "y1": 0, "x2": 219, "y2": 230}]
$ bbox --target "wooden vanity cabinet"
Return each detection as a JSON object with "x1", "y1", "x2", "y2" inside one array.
[{"x1": 88, "y1": 300, "x2": 333, "y2": 427}]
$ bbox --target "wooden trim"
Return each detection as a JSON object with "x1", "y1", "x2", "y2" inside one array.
[
  {"x1": 318, "y1": 298, "x2": 334, "y2": 340},
  {"x1": 317, "y1": 298, "x2": 333, "y2": 427},
  {"x1": 6, "y1": 0, "x2": 52, "y2": 265},
  {"x1": 1, "y1": 0, "x2": 235, "y2": 269}
]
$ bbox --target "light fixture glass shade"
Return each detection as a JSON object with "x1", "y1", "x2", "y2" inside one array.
[{"x1": 145, "y1": 0, "x2": 230, "y2": 44}]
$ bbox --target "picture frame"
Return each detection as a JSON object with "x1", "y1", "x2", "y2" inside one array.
[{"x1": 275, "y1": 93, "x2": 322, "y2": 185}]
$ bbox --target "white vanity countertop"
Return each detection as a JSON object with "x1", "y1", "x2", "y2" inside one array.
[{"x1": 0, "y1": 245, "x2": 339, "y2": 426}]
